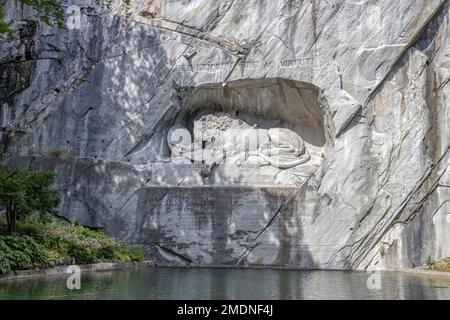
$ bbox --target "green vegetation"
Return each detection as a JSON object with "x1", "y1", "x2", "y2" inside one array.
[
  {"x1": 46, "y1": 149, "x2": 69, "y2": 158},
  {"x1": 0, "y1": 215, "x2": 144, "y2": 274},
  {"x1": 0, "y1": 167, "x2": 144, "y2": 274},
  {"x1": 0, "y1": 168, "x2": 60, "y2": 234},
  {"x1": 426, "y1": 256, "x2": 436, "y2": 270},
  {"x1": 0, "y1": 9, "x2": 13, "y2": 35},
  {"x1": 425, "y1": 256, "x2": 450, "y2": 272},
  {"x1": 432, "y1": 257, "x2": 450, "y2": 272},
  {"x1": 1, "y1": 0, "x2": 64, "y2": 35},
  {"x1": 21, "y1": 0, "x2": 65, "y2": 28},
  {"x1": 0, "y1": 233, "x2": 50, "y2": 274},
  {"x1": 1, "y1": 0, "x2": 132, "y2": 35}
]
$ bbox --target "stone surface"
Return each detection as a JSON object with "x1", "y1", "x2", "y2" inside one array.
[{"x1": 1, "y1": 0, "x2": 450, "y2": 270}]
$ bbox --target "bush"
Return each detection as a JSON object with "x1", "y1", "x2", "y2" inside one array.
[
  {"x1": 426, "y1": 256, "x2": 436, "y2": 270},
  {"x1": 0, "y1": 217, "x2": 144, "y2": 274},
  {"x1": 99, "y1": 243, "x2": 145, "y2": 262},
  {"x1": 67, "y1": 241, "x2": 96, "y2": 264},
  {"x1": 127, "y1": 245, "x2": 145, "y2": 262},
  {"x1": 0, "y1": 235, "x2": 50, "y2": 274},
  {"x1": 435, "y1": 258, "x2": 450, "y2": 272},
  {"x1": 0, "y1": 168, "x2": 60, "y2": 234},
  {"x1": 46, "y1": 149, "x2": 68, "y2": 158}
]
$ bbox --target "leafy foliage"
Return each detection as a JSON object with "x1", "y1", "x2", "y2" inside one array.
[
  {"x1": 1, "y1": 1, "x2": 132, "y2": 35},
  {"x1": 46, "y1": 149, "x2": 68, "y2": 158},
  {"x1": 434, "y1": 257, "x2": 450, "y2": 272},
  {"x1": 0, "y1": 235, "x2": 50, "y2": 274},
  {"x1": 21, "y1": 0, "x2": 65, "y2": 28},
  {"x1": 0, "y1": 168, "x2": 60, "y2": 234},
  {"x1": 1, "y1": 0, "x2": 64, "y2": 35},
  {"x1": 426, "y1": 256, "x2": 436, "y2": 270},
  {"x1": 0, "y1": 216, "x2": 144, "y2": 274},
  {"x1": 0, "y1": 9, "x2": 13, "y2": 34}
]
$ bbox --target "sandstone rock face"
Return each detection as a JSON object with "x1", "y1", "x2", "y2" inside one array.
[{"x1": 1, "y1": 0, "x2": 450, "y2": 269}]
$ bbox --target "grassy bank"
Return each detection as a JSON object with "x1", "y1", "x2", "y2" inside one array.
[
  {"x1": 0, "y1": 215, "x2": 144, "y2": 275},
  {"x1": 434, "y1": 258, "x2": 450, "y2": 272}
]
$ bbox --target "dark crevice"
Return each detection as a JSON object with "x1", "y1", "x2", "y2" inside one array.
[
  {"x1": 154, "y1": 243, "x2": 192, "y2": 263},
  {"x1": 365, "y1": 0, "x2": 450, "y2": 106}
]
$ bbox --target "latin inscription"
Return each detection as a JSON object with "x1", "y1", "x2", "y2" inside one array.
[{"x1": 177, "y1": 58, "x2": 313, "y2": 73}]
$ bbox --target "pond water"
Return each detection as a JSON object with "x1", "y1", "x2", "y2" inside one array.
[{"x1": 0, "y1": 267, "x2": 450, "y2": 300}]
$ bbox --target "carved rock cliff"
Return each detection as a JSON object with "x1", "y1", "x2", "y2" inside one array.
[{"x1": 1, "y1": 0, "x2": 450, "y2": 269}]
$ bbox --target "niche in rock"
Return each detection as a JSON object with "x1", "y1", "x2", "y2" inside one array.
[{"x1": 162, "y1": 79, "x2": 329, "y2": 186}]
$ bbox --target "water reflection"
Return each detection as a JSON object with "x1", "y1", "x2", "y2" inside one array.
[{"x1": 0, "y1": 268, "x2": 449, "y2": 300}]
